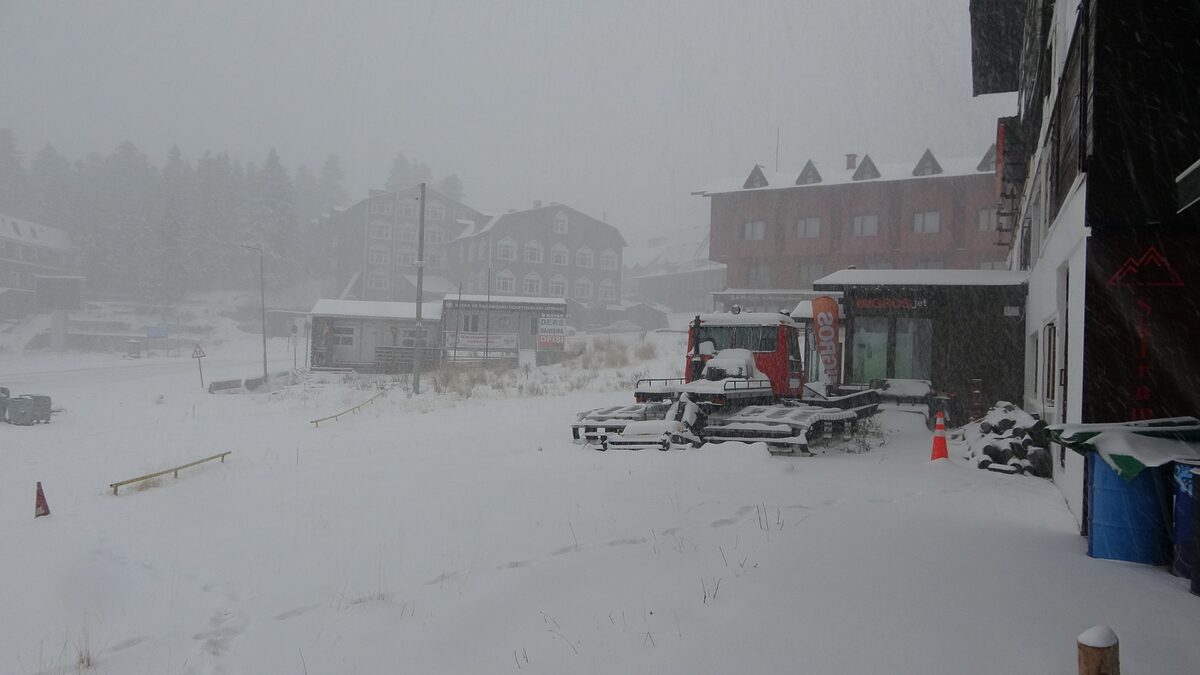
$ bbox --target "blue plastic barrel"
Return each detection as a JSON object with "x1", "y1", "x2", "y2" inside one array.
[
  {"x1": 1087, "y1": 455, "x2": 1171, "y2": 565},
  {"x1": 1173, "y1": 460, "x2": 1200, "y2": 577}
]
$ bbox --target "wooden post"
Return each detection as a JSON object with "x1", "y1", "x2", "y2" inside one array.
[{"x1": 1078, "y1": 626, "x2": 1119, "y2": 675}]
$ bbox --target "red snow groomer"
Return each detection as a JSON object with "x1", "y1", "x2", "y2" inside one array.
[{"x1": 571, "y1": 310, "x2": 879, "y2": 454}]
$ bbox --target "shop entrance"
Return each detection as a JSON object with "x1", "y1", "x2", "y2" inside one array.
[{"x1": 850, "y1": 316, "x2": 932, "y2": 382}]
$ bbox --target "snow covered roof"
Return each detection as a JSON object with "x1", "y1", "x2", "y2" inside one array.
[
  {"x1": 0, "y1": 213, "x2": 72, "y2": 250},
  {"x1": 399, "y1": 274, "x2": 458, "y2": 295},
  {"x1": 624, "y1": 227, "x2": 709, "y2": 270},
  {"x1": 445, "y1": 294, "x2": 566, "y2": 306},
  {"x1": 310, "y1": 299, "x2": 442, "y2": 321},
  {"x1": 813, "y1": 269, "x2": 1027, "y2": 288},
  {"x1": 699, "y1": 311, "x2": 798, "y2": 327},
  {"x1": 693, "y1": 147, "x2": 996, "y2": 197}
]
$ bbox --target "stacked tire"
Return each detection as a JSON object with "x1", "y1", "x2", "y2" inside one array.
[{"x1": 965, "y1": 403, "x2": 1052, "y2": 478}]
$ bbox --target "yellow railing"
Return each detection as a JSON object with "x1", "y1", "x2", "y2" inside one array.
[
  {"x1": 310, "y1": 389, "x2": 387, "y2": 427},
  {"x1": 109, "y1": 451, "x2": 231, "y2": 495}
]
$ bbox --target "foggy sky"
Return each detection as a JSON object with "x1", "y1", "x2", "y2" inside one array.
[{"x1": 0, "y1": 0, "x2": 1014, "y2": 244}]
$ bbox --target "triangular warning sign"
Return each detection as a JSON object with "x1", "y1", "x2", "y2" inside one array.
[{"x1": 192, "y1": 344, "x2": 207, "y2": 358}]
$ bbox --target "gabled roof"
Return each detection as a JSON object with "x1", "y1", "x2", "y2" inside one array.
[
  {"x1": 0, "y1": 213, "x2": 72, "y2": 250},
  {"x1": 743, "y1": 165, "x2": 770, "y2": 189},
  {"x1": 852, "y1": 154, "x2": 881, "y2": 181},
  {"x1": 455, "y1": 203, "x2": 627, "y2": 248},
  {"x1": 796, "y1": 159, "x2": 823, "y2": 185},
  {"x1": 977, "y1": 144, "x2": 998, "y2": 172},
  {"x1": 912, "y1": 149, "x2": 943, "y2": 176}
]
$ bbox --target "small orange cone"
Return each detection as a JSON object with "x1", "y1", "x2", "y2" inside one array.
[
  {"x1": 931, "y1": 412, "x2": 949, "y2": 462},
  {"x1": 35, "y1": 481, "x2": 50, "y2": 518}
]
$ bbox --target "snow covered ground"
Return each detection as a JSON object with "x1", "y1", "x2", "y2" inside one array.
[{"x1": 2, "y1": 331, "x2": 1197, "y2": 675}]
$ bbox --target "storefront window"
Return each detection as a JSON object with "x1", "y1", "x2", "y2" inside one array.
[
  {"x1": 851, "y1": 317, "x2": 888, "y2": 382},
  {"x1": 894, "y1": 317, "x2": 932, "y2": 380}
]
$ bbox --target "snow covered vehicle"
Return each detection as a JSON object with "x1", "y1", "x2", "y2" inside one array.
[{"x1": 571, "y1": 310, "x2": 880, "y2": 454}]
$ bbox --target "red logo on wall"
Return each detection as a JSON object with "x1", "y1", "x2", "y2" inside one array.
[{"x1": 1106, "y1": 246, "x2": 1185, "y2": 287}]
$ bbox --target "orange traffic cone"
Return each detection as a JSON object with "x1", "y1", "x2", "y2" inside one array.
[
  {"x1": 35, "y1": 481, "x2": 50, "y2": 518},
  {"x1": 931, "y1": 412, "x2": 949, "y2": 462}
]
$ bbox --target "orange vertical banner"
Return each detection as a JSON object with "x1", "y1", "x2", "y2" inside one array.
[{"x1": 811, "y1": 296, "x2": 842, "y2": 385}]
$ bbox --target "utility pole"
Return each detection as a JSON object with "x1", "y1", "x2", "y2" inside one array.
[
  {"x1": 413, "y1": 183, "x2": 426, "y2": 394},
  {"x1": 240, "y1": 244, "x2": 268, "y2": 381}
]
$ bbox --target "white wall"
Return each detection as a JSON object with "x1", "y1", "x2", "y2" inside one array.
[{"x1": 1020, "y1": 170, "x2": 1089, "y2": 529}]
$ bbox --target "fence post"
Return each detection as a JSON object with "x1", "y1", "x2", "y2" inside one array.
[{"x1": 1078, "y1": 626, "x2": 1119, "y2": 675}]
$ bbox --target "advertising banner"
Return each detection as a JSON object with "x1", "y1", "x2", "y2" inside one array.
[
  {"x1": 444, "y1": 332, "x2": 518, "y2": 351},
  {"x1": 537, "y1": 316, "x2": 566, "y2": 351},
  {"x1": 811, "y1": 295, "x2": 842, "y2": 384}
]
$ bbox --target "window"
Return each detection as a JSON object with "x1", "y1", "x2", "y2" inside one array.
[
  {"x1": 851, "y1": 214, "x2": 879, "y2": 236},
  {"x1": 914, "y1": 259, "x2": 943, "y2": 269},
  {"x1": 332, "y1": 324, "x2": 355, "y2": 346},
  {"x1": 551, "y1": 244, "x2": 569, "y2": 266},
  {"x1": 523, "y1": 272, "x2": 542, "y2": 295},
  {"x1": 747, "y1": 262, "x2": 771, "y2": 287},
  {"x1": 426, "y1": 249, "x2": 446, "y2": 268},
  {"x1": 549, "y1": 275, "x2": 568, "y2": 297},
  {"x1": 553, "y1": 212, "x2": 568, "y2": 234},
  {"x1": 977, "y1": 207, "x2": 998, "y2": 231},
  {"x1": 426, "y1": 204, "x2": 445, "y2": 221},
  {"x1": 798, "y1": 261, "x2": 825, "y2": 286},
  {"x1": 742, "y1": 220, "x2": 767, "y2": 240},
  {"x1": 424, "y1": 227, "x2": 444, "y2": 244},
  {"x1": 979, "y1": 260, "x2": 1007, "y2": 270},
  {"x1": 497, "y1": 238, "x2": 517, "y2": 260},
  {"x1": 524, "y1": 241, "x2": 543, "y2": 263},
  {"x1": 461, "y1": 314, "x2": 481, "y2": 332},
  {"x1": 496, "y1": 270, "x2": 515, "y2": 293},
  {"x1": 369, "y1": 220, "x2": 392, "y2": 240},
  {"x1": 397, "y1": 248, "x2": 416, "y2": 267},
  {"x1": 574, "y1": 277, "x2": 593, "y2": 300},
  {"x1": 368, "y1": 246, "x2": 390, "y2": 266},
  {"x1": 367, "y1": 273, "x2": 389, "y2": 290},
  {"x1": 866, "y1": 260, "x2": 894, "y2": 270},
  {"x1": 912, "y1": 211, "x2": 941, "y2": 234},
  {"x1": 600, "y1": 249, "x2": 618, "y2": 271},
  {"x1": 598, "y1": 279, "x2": 617, "y2": 302},
  {"x1": 1043, "y1": 323, "x2": 1058, "y2": 404},
  {"x1": 692, "y1": 325, "x2": 777, "y2": 353},
  {"x1": 795, "y1": 217, "x2": 820, "y2": 238},
  {"x1": 576, "y1": 247, "x2": 593, "y2": 268},
  {"x1": 397, "y1": 227, "x2": 416, "y2": 243},
  {"x1": 369, "y1": 200, "x2": 393, "y2": 215},
  {"x1": 398, "y1": 202, "x2": 419, "y2": 218},
  {"x1": 851, "y1": 316, "x2": 889, "y2": 382},
  {"x1": 894, "y1": 318, "x2": 932, "y2": 380}
]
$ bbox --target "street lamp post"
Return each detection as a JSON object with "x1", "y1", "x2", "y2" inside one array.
[
  {"x1": 413, "y1": 183, "x2": 426, "y2": 394},
  {"x1": 240, "y1": 244, "x2": 268, "y2": 381}
]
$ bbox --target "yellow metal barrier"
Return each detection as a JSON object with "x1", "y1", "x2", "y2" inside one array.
[
  {"x1": 109, "y1": 451, "x2": 231, "y2": 495},
  {"x1": 310, "y1": 389, "x2": 387, "y2": 427}
]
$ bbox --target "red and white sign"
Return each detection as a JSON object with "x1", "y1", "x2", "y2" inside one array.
[
  {"x1": 537, "y1": 316, "x2": 566, "y2": 351},
  {"x1": 191, "y1": 344, "x2": 207, "y2": 359},
  {"x1": 811, "y1": 296, "x2": 841, "y2": 384}
]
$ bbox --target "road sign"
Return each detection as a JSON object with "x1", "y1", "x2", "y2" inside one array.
[{"x1": 192, "y1": 344, "x2": 206, "y2": 389}]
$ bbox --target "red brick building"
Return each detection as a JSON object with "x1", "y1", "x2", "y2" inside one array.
[{"x1": 695, "y1": 147, "x2": 1006, "y2": 291}]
